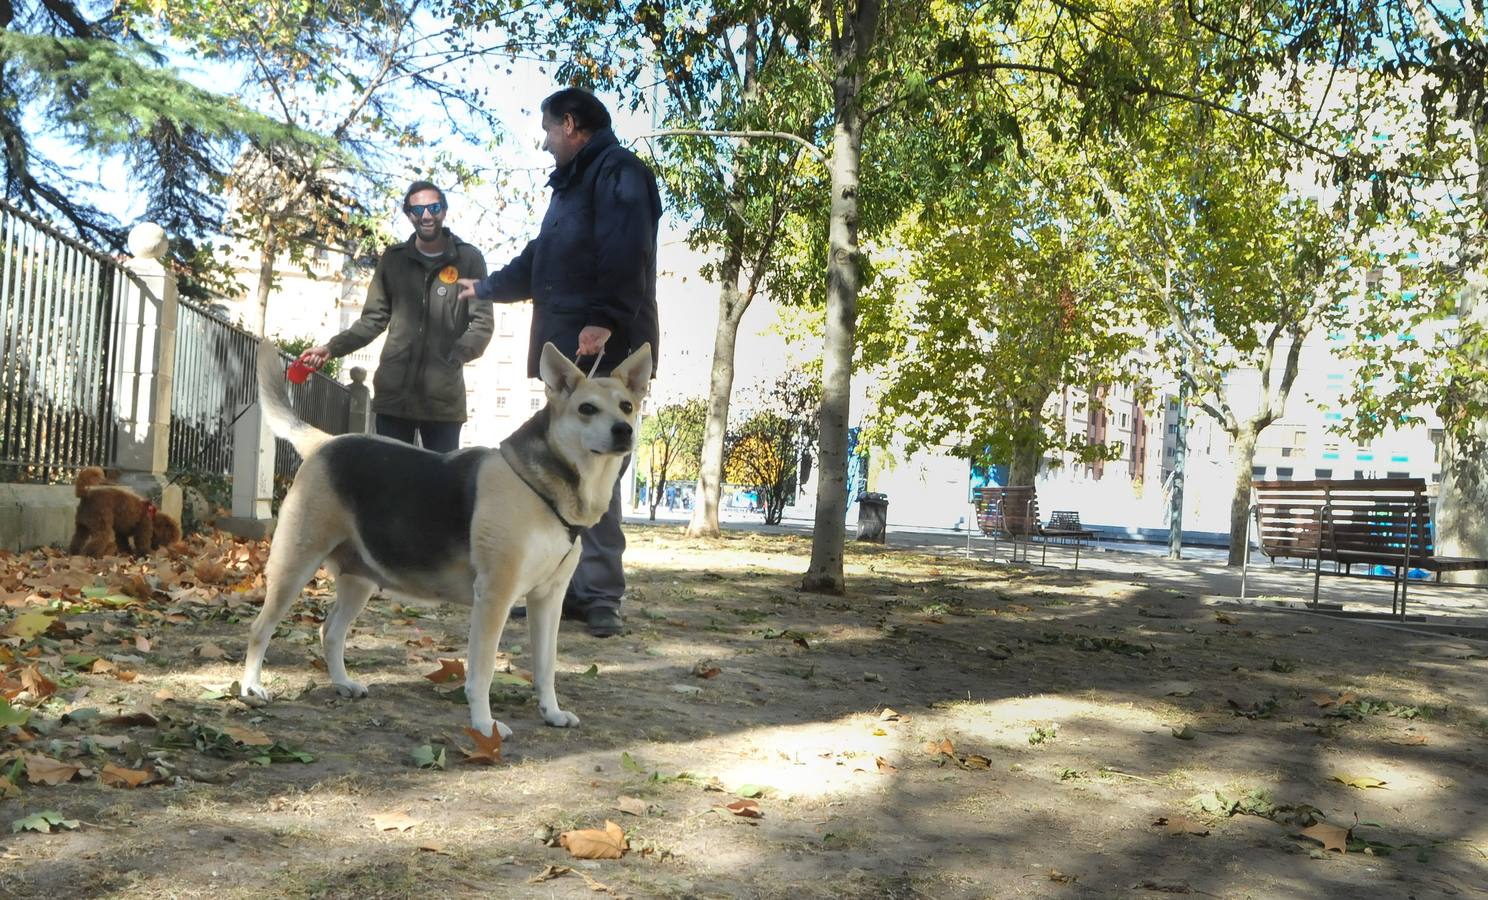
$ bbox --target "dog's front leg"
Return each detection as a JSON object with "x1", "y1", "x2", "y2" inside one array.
[
  {"x1": 465, "y1": 584, "x2": 515, "y2": 740},
  {"x1": 527, "y1": 558, "x2": 581, "y2": 728}
]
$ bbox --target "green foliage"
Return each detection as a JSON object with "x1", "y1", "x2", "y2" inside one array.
[
  {"x1": 638, "y1": 398, "x2": 707, "y2": 517},
  {"x1": 725, "y1": 368, "x2": 821, "y2": 526}
]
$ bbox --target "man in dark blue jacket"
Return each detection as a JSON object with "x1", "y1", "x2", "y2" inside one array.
[{"x1": 459, "y1": 88, "x2": 661, "y2": 637}]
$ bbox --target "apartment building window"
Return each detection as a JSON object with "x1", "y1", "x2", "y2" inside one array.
[
  {"x1": 1281, "y1": 447, "x2": 1293, "y2": 458},
  {"x1": 1120, "y1": 412, "x2": 1128, "y2": 428},
  {"x1": 1387, "y1": 471, "x2": 1409, "y2": 478},
  {"x1": 1430, "y1": 428, "x2": 1445, "y2": 463},
  {"x1": 1277, "y1": 467, "x2": 1294, "y2": 480},
  {"x1": 1168, "y1": 423, "x2": 1178, "y2": 434},
  {"x1": 529, "y1": 396, "x2": 542, "y2": 410},
  {"x1": 497, "y1": 310, "x2": 514, "y2": 337},
  {"x1": 1322, "y1": 442, "x2": 1340, "y2": 460},
  {"x1": 494, "y1": 392, "x2": 508, "y2": 410},
  {"x1": 1252, "y1": 465, "x2": 1266, "y2": 478},
  {"x1": 1315, "y1": 468, "x2": 1333, "y2": 479}
]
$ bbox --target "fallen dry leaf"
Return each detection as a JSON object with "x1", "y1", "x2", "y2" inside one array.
[
  {"x1": 691, "y1": 661, "x2": 721, "y2": 679},
  {"x1": 424, "y1": 658, "x2": 465, "y2": 684},
  {"x1": 100, "y1": 763, "x2": 152, "y2": 788},
  {"x1": 1390, "y1": 734, "x2": 1428, "y2": 746},
  {"x1": 20, "y1": 665, "x2": 56, "y2": 701},
  {"x1": 614, "y1": 796, "x2": 647, "y2": 817},
  {"x1": 558, "y1": 820, "x2": 628, "y2": 859},
  {"x1": 1300, "y1": 821, "x2": 1350, "y2": 853},
  {"x1": 1048, "y1": 869, "x2": 1078, "y2": 884},
  {"x1": 879, "y1": 708, "x2": 902, "y2": 721},
  {"x1": 372, "y1": 810, "x2": 419, "y2": 832},
  {"x1": 4, "y1": 612, "x2": 53, "y2": 640},
  {"x1": 528, "y1": 865, "x2": 572, "y2": 884},
  {"x1": 220, "y1": 725, "x2": 272, "y2": 747},
  {"x1": 416, "y1": 841, "x2": 450, "y2": 855},
  {"x1": 1331, "y1": 772, "x2": 1388, "y2": 790},
  {"x1": 922, "y1": 738, "x2": 955, "y2": 757},
  {"x1": 724, "y1": 799, "x2": 762, "y2": 819},
  {"x1": 134, "y1": 634, "x2": 151, "y2": 652},
  {"x1": 24, "y1": 754, "x2": 82, "y2": 786},
  {"x1": 1214, "y1": 611, "x2": 1239, "y2": 625},
  {"x1": 88, "y1": 657, "x2": 115, "y2": 674},
  {"x1": 192, "y1": 641, "x2": 228, "y2": 660},
  {"x1": 962, "y1": 754, "x2": 992, "y2": 769},
  {"x1": 460, "y1": 726, "x2": 503, "y2": 765},
  {"x1": 875, "y1": 756, "x2": 898, "y2": 773}
]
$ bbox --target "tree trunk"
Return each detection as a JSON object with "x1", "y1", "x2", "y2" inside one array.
[
  {"x1": 254, "y1": 217, "x2": 279, "y2": 336},
  {"x1": 1226, "y1": 427, "x2": 1260, "y2": 567},
  {"x1": 686, "y1": 249, "x2": 746, "y2": 538},
  {"x1": 1431, "y1": 114, "x2": 1488, "y2": 583},
  {"x1": 1006, "y1": 397, "x2": 1046, "y2": 487},
  {"x1": 803, "y1": 3, "x2": 878, "y2": 595}
]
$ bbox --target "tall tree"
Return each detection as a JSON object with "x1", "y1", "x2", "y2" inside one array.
[
  {"x1": 725, "y1": 369, "x2": 821, "y2": 526},
  {"x1": 0, "y1": 1, "x2": 308, "y2": 292},
  {"x1": 638, "y1": 397, "x2": 706, "y2": 521},
  {"x1": 1090, "y1": 114, "x2": 1355, "y2": 565}
]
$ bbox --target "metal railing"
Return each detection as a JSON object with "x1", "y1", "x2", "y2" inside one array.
[
  {"x1": 0, "y1": 200, "x2": 127, "y2": 483},
  {"x1": 168, "y1": 298, "x2": 351, "y2": 482}
]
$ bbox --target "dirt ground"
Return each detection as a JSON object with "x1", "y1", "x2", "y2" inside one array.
[{"x1": 1, "y1": 524, "x2": 1486, "y2": 899}]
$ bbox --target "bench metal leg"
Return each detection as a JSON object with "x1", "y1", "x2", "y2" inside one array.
[
  {"x1": 1073, "y1": 538, "x2": 1082, "y2": 571},
  {"x1": 1040, "y1": 537, "x2": 1048, "y2": 566},
  {"x1": 1241, "y1": 506, "x2": 1254, "y2": 600}
]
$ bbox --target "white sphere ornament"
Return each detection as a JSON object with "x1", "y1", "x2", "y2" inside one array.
[{"x1": 127, "y1": 222, "x2": 170, "y2": 259}]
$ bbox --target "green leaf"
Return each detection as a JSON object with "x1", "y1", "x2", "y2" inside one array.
[
  {"x1": 12, "y1": 810, "x2": 80, "y2": 833},
  {"x1": 0, "y1": 698, "x2": 31, "y2": 728},
  {"x1": 581, "y1": 664, "x2": 599, "y2": 678},
  {"x1": 620, "y1": 752, "x2": 643, "y2": 773},
  {"x1": 736, "y1": 784, "x2": 767, "y2": 799},
  {"x1": 5, "y1": 613, "x2": 54, "y2": 640},
  {"x1": 411, "y1": 745, "x2": 446, "y2": 770}
]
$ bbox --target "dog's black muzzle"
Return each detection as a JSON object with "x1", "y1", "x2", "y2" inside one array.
[{"x1": 611, "y1": 421, "x2": 633, "y2": 453}]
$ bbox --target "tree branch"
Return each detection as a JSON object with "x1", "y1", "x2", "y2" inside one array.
[{"x1": 639, "y1": 128, "x2": 829, "y2": 165}]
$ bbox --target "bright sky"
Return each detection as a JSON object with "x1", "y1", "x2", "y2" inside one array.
[{"x1": 62, "y1": 35, "x2": 797, "y2": 406}]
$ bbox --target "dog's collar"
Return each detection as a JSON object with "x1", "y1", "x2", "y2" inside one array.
[{"x1": 498, "y1": 448, "x2": 585, "y2": 542}]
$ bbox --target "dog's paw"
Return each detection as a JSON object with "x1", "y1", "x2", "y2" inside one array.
[
  {"x1": 471, "y1": 718, "x2": 514, "y2": 740},
  {"x1": 540, "y1": 705, "x2": 580, "y2": 728},
  {"x1": 241, "y1": 682, "x2": 270, "y2": 701},
  {"x1": 332, "y1": 680, "x2": 368, "y2": 699}
]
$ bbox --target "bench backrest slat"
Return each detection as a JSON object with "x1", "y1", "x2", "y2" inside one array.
[
  {"x1": 974, "y1": 486, "x2": 1040, "y2": 537},
  {"x1": 1252, "y1": 478, "x2": 1433, "y2": 561}
]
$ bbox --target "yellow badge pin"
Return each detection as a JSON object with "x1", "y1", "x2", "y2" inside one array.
[{"x1": 438, "y1": 265, "x2": 459, "y2": 284}]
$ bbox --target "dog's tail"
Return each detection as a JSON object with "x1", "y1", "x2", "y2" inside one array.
[
  {"x1": 256, "y1": 339, "x2": 334, "y2": 460},
  {"x1": 75, "y1": 466, "x2": 108, "y2": 497}
]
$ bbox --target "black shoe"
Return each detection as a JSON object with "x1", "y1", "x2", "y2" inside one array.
[{"x1": 585, "y1": 607, "x2": 624, "y2": 638}]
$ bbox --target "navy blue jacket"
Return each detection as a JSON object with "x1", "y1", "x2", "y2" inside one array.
[{"x1": 473, "y1": 128, "x2": 662, "y2": 377}]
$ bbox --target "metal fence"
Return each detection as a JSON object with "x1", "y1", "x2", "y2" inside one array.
[
  {"x1": 168, "y1": 298, "x2": 351, "y2": 483},
  {"x1": 0, "y1": 200, "x2": 127, "y2": 483}
]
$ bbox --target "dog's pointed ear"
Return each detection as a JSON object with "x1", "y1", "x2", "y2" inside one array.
[
  {"x1": 608, "y1": 343, "x2": 653, "y2": 399},
  {"x1": 539, "y1": 342, "x2": 584, "y2": 396}
]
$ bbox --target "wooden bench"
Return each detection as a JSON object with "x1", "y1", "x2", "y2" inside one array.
[
  {"x1": 973, "y1": 486, "x2": 1096, "y2": 569},
  {"x1": 1242, "y1": 478, "x2": 1488, "y2": 618}
]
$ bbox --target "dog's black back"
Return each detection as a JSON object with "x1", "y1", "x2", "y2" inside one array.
[{"x1": 322, "y1": 436, "x2": 489, "y2": 571}]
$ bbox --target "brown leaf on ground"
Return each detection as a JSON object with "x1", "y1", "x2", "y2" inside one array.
[
  {"x1": 100, "y1": 763, "x2": 153, "y2": 788},
  {"x1": 1006, "y1": 603, "x2": 1033, "y2": 614},
  {"x1": 962, "y1": 754, "x2": 992, "y2": 769},
  {"x1": 122, "y1": 574, "x2": 154, "y2": 599},
  {"x1": 1299, "y1": 821, "x2": 1350, "y2": 853},
  {"x1": 692, "y1": 661, "x2": 721, "y2": 679},
  {"x1": 192, "y1": 641, "x2": 228, "y2": 660},
  {"x1": 1390, "y1": 734, "x2": 1428, "y2": 746},
  {"x1": 528, "y1": 865, "x2": 572, "y2": 884},
  {"x1": 102, "y1": 711, "x2": 158, "y2": 728},
  {"x1": 4, "y1": 612, "x2": 53, "y2": 640},
  {"x1": 879, "y1": 708, "x2": 902, "y2": 721},
  {"x1": 1331, "y1": 772, "x2": 1388, "y2": 789},
  {"x1": 424, "y1": 658, "x2": 465, "y2": 684},
  {"x1": 20, "y1": 665, "x2": 56, "y2": 701},
  {"x1": 24, "y1": 754, "x2": 81, "y2": 786},
  {"x1": 1048, "y1": 869, "x2": 1078, "y2": 884},
  {"x1": 194, "y1": 560, "x2": 227, "y2": 584},
  {"x1": 1153, "y1": 815, "x2": 1210, "y2": 836},
  {"x1": 558, "y1": 820, "x2": 628, "y2": 859},
  {"x1": 134, "y1": 635, "x2": 151, "y2": 652},
  {"x1": 1313, "y1": 691, "x2": 1358, "y2": 708},
  {"x1": 89, "y1": 657, "x2": 116, "y2": 674},
  {"x1": 923, "y1": 738, "x2": 955, "y2": 757},
  {"x1": 614, "y1": 796, "x2": 648, "y2": 816},
  {"x1": 112, "y1": 669, "x2": 139, "y2": 683},
  {"x1": 724, "y1": 799, "x2": 763, "y2": 818},
  {"x1": 460, "y1": 726, "x2": 503, "y2": 765},
  {"x1": 372, "y1": 810, "x2": 419, "y2": 832},
  {"x1": 1214, "y1": 611, "x2": 1239, "y2": 625},
  {"x1": 220, "y1": 726, "x2": 273, "y2": 747}
]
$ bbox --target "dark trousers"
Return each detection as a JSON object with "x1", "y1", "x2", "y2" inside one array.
[
  {"x1": 565, "y1": 456, "x2": 628, "y2": 613},
  {"x1": 375, "y1": 414, "x2": 462, "y2": 453}
]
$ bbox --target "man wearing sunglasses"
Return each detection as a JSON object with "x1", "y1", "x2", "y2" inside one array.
[
  {"x1": 457, "y1": 88, "x2": 662, "y2": 638},
  {"x1": 298, "y1": 181, "x2": 492, "y2": 452}
]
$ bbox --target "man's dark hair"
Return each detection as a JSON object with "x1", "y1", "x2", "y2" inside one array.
[
  {"x1": 540, "y1": 88, "x2": 611, "y2": 133},
  {"x1": 403, "y1": 180, "x2": 447, "y2": 210}
]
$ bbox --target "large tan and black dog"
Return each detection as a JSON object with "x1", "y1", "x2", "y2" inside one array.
[{"x1": 241, "y1": 339, "x2": 651, "y2": 739}]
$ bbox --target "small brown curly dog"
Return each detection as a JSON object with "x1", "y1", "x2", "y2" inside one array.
[{"x1": 68, "y1": 467, "x2": 182, "y2": 557}]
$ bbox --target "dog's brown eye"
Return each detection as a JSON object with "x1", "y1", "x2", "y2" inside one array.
[
  {"x1": 578, "y1": 403, "x2": 598, "y2": 416},
  {"x1": 619, "y1": 402, "x2": 633, "y2": 414}
]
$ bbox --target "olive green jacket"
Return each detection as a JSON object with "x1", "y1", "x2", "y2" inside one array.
[{"x1": 326, "y1": 231, "x2": 491, "y2": 422}]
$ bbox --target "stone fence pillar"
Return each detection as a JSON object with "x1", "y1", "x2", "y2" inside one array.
[
  {"x1": 114, "y1": 223, "x2": 182, "y2": 519},
  {"x1": 348, "y1": 367, "x2": 372, "y2": 433}
]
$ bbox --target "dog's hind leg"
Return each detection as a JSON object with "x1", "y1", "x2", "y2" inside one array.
[
  {"x1": 319, "y1": 573, "x2": 375, "y2": 698},
  {"x1": 241, "y1": 538, "x2": 335, "y2": 701},
  {"x1": 526, "y1": 552, "x2": 583, "y2": 729}
]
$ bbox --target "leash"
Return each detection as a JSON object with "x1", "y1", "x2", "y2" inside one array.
[{"x1": 579, "y1": 348, "x2": 604, "y2": 378}]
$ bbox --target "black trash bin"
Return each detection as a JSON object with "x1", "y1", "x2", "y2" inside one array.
[{"x1": 856, "y1": 492, "x2": 888, "y2": 543}]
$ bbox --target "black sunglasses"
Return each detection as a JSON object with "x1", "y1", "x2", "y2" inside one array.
[{"x1": 406, "y1": 201, "x2": 445, "y2": 217}]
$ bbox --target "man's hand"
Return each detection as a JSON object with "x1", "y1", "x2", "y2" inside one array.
[
  {"x1": 299, "y1": 345, "x2": 332, "y2": 369},
  {"x1": 577, "y1": 325, "x2": 612, "y2": 357},
  {"x1": 457, "y1": 278, "x2": 480, "y2": 302}
]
